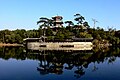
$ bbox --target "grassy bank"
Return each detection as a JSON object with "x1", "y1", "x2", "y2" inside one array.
[{"x1": 0, "y1": 43, "x2": 23, "y2": 47}]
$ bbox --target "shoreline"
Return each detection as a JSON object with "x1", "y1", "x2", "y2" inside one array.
[{"x1": 0, "y1": 43, "x2": 23, "y2": 47}]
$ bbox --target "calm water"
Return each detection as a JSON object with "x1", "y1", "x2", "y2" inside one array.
[{"x1": 0, "y1": 47, "x2": 120, "y2": 80}]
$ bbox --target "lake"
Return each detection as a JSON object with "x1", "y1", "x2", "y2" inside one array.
[{"x1": 0, "y1": 46, "x2": 120, "y2": 80}]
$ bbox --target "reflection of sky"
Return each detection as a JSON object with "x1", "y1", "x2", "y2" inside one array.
[
  {"x1": 0, "y1": 59, "x2": 39, "y2": 80},
  {"x1": 82, "y1": 58, "x2": 120, "y2": 80},
  {"x1": 0, "y1": 57, "x2": 120, "y2": 80}
]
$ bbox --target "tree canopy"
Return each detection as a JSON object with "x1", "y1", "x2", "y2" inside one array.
[{"x1": 0, "y1": 13, "x2": 119, "y2": 46}]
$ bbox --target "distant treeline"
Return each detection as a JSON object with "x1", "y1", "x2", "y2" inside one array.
[
  {"x1": 0, "y1": 27, "x2": 120, "y2": 45},
  {"x1": 0, "y1": 29, "x2": 39, "y2": 44},
  {"x1": 0, "y1": 13, "x2": 120, "y2": 45}
]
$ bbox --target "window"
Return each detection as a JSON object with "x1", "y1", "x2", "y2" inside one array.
[
  {"x1": 39, "y1": 45, "x2": 46, "y2": 47},
  {"x1": 60, "y1": 45, "x2": 74, "y2": 47}
]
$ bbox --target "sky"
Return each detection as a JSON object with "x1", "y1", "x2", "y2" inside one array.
[{"x1": 0, "y1": 0, "x2": 120, "y2": 30}]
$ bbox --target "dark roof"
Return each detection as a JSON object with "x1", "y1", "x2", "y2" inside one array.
[
  {"x1": 72, "y1": 38, "x2": 93, "y2": 41},
  {"x1": 52, "y1": 16, "x2": 63, "y2": 19},
  {"x1": 23, "y1": 37, "x2": 93, "y2": 42},
  {"x1": 23, "y1": 38, "x2": 41, "y2": 41}
]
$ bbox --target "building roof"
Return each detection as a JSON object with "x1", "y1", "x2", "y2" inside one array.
[
  {"x1": 23, "y1": 38, "x2": 41, "y2": 41},
  {"x1": 52, "y1": 16, "x2": 63, "y2": 19},
  {"x1": 72, "y1": 38, "x2": 93, "y2": 41},
  {"x1": 23, "y1": 36, "x2": 47, "y2": 41}
]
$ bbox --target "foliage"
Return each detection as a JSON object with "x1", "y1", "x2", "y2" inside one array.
[
  {"x1": 78, "y1": 32, "x2": 92, "y2": 38},
  {"x1": 0, "y1": 13, "x2": 120, "y2": 46}
]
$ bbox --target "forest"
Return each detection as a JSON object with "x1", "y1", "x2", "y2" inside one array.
[{"x1": 0, "y1": 13, "x2": 120, "y2": 46}]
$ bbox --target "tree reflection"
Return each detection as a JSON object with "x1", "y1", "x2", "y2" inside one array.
[
  {"x1": 74, "y1": 66, "x2": 85, "y2": 79},
  {"x1": 108, "y1": 56, "x2": 116, "y2": 64},
  {"x1": 0, "y1": 47, "x2": 120, "y2": 79},
  {"x1": 0, "y1": 46, "x2": 26, "y2": 60},
  {"x1": 92, "y1": 62, "x2": 98, "y2": 72},
  {"x1": 35, "y1": 47, "x2": 120, "y2": 78},
  {"x1": 37, "y1": 60, "x2": 63, "y2": 75},
  {"x1": 65, "y1": 64, "x2": 74, "y2": 70}
]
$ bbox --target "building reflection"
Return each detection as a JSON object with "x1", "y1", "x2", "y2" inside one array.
[
  {"x1": 37, "y1": 61, "x2": 63, "y2": 75},
  {"x1": 0, "y1": 46, "x2": 120, "y2": 79}
]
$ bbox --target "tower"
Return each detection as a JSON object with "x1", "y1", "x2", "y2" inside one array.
[{"x1": 52, "y1": 16, "x2": 63, "y2": 28}]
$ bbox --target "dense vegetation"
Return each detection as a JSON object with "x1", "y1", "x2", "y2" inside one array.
[{"x1": 0, "y1": 13, "x2": 120, "y2": 46}]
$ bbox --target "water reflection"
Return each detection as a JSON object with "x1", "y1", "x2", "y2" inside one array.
[
  {"x1": 0, "y1": 46, "x2": 26, "y2": 60},
  {"x1": 0, "y1": 46, "x2": 120, "y2": 79}
]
